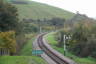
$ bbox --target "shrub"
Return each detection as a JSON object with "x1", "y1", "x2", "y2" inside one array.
[{"x1": 0, "y1": 31, "x2": 16, "y2": 55}]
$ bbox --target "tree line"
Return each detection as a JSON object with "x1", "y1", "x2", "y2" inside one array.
[
  {"x1": 23, "y1": 18, "x2": 65, "y2": 33},
  {"x1": 55, "y1": 14, "x2": 96, "y2": 58}
]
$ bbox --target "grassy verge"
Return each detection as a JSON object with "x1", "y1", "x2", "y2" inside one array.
[
  {"x1": 0, "y1": 34, "x2": 47, "y2": 64},
  {"x1": 44, "y1": 32, "x2": 96, "y2": 64},
  {"x1": 19, "y1": 37, "x2": 35, "y2": 56},
  {"x1": 0, "y1": 56, "x2": 47, "y2": 64},
  {"x1": 19, "y1": 33, "x2": 36, "y2": 56}
]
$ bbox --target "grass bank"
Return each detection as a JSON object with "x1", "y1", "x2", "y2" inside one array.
[
  {"x1": 19, "y1": 37, "x2": 35, "y2": 56},
  {"x1": 44, "y1": 32, "x2": 96, "y2": 64},
  {"x1": 0, "y1": 56, "x2": 47, "y2": 64}
]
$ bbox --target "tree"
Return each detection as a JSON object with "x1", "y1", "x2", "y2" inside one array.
[
  {"x1": 55, "y1": 28, "x2": 71, "y2": 47},
  {"x1": 50, "y1": 18, "x2": 65, "y2": 30},
  {"x1": 23, "y1": 22, "x2": 38, "y2": 33},
  {"x1": 0, "y1": 0, "x2": 19, "y2": 32},
  {"x1": 69, "y1": 20, "x2": 96, "y2": 57},
  {"x1": 0, "y1": 31, "x2": 16, "y2": 55}
]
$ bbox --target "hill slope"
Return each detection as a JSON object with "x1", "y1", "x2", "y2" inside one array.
[{"x1": 9, "y1": 1, "x2": 75, "y2": 20}]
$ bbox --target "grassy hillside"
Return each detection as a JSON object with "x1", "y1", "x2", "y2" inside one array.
[{"x1": 6, "y1": 1, "x2": 74, "y2": 20}]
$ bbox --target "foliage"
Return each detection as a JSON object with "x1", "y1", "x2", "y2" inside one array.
[
  {"x1": 49, "y1": 18, "x2": 65, "y2": 30},
  {"x1": 54, "y1": 18, "x2": 96, "y2": 58},
  {"x1": 19, "y1": 37, "x2": 35, "y2": 56},
  {"x1": 42, "y1": 26, "x2": 55, "y2": 31},
  {"x1": 23, "y1": 18, "x2": 65, "y2": 33},
  {"x1": 55, "y1": 30, "x2": 64, "y2": 47},
  {"x1": 45, "y1": 32, "x2": 96, "y2": 64},
  {"x1": 23, "y1": 22, "x2": 38, "y2": 33},
  {"x1": 69, "y1": 20, "x2": 96, "y2": 58},
  {"x1": 55, "y1": 28, "x2": 71, "y2": 47},
  {"x1": 0, "y1": 31, "x2": 16, "y2": 54},
  {"x1": 0, "y1": 0, "x2": 19, "y2": 32},
  {"x1": 0, "y1": 0, "x2": 25, "y2": 55}
]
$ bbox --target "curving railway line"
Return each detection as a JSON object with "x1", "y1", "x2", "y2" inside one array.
[{"x1": 37, "y1": 34, "x2": 76, "y2": 64}]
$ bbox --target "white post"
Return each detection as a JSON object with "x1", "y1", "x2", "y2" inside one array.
[
  {"x1": 40, "y1": 26, "x2": 42, "y2": 33},
  {"x1": 64, "y1": 35, "x2": 66, "y2": 56}
]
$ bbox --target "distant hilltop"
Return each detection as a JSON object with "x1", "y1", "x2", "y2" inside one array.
[{"x1": 10, "y1": 0, "x2": 29, "y2": 4}]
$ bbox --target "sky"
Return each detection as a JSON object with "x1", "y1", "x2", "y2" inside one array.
[{"x1": 30, "y1": 0, "x2": 96, "y2": 18}]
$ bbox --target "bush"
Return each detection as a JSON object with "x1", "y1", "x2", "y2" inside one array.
[{"x1": 0, "y1": 31, "x2": 16, "y2": 55}]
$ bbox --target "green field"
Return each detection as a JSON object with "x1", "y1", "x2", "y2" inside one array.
[
  {"x1": 12, "y1": 1, "x2": 74, "y2": 20},
  {"x1": 44, "y1": 32, "x2": 96, "y2": 64}
]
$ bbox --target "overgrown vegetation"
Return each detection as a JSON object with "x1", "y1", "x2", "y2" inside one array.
[
  {"x1": 0, "y1": 0, "x2": 21, "y2": 55},
  {"x1": 44, "y1": 14, "x2": 96, "y2": 64},
  {"x1": 19, "y1": 34, "x2": 36, "y2": 56},
  {"x1": 69, "y1": 21, "x2": 96, "y2": 58},
  {"x1": 45, "y1": 32, "x2": 96, "y2": 64},
  {"x1": 23, "y1": 17, "x2": 65, "y2": 33},
  {"x1": 0, "y1": 0, "x2": 19, "y2": 32},
  {"x1": 54, "y1": 13, "x2": 96, "y2": 58}
]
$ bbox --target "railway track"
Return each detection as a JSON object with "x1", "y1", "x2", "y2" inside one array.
[{"x1": 37, "y1": 34, "x2": 75, "y2": 64}]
